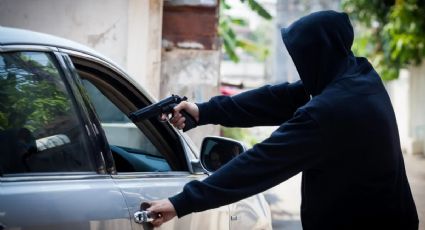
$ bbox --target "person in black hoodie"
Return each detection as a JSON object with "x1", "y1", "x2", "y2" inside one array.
[{"x1": 147, "y1": 10, "x2": 419, "y2": 229}]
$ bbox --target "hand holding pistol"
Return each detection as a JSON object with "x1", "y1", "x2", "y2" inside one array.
[{"x1": 128, "y1": 95, "x2": 197, "y2": 132}]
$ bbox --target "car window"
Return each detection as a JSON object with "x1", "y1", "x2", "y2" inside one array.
[
  {"x1": 0, "y1": 52, "x2": 95, "y2": 175},
  {"x1": 79, "y1": 79, "x2": 171, "y2": 172}
]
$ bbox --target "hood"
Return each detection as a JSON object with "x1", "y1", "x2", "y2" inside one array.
[{"x1": 281, "y1": 11, "x2": 356, "y2": 96}]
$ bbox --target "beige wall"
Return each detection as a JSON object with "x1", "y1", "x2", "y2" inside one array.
[
  {"x1": 160, "y1": 49, "x2": 221, "y2": 147},
  {"x1": 0, "y1": 0, "x2": 163, "y2": 98},
  {"x1": 387, "y1": 62, "x2": 425, "y2": 155}
]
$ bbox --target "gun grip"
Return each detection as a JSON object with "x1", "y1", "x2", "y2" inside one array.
[{"x1": 180, "y1": 110, "x2": 197, "y2": 132}]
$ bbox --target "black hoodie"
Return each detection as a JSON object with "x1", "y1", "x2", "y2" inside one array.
[{"x1": 169, "y1": 11, "x2": 418, "y2": 229}]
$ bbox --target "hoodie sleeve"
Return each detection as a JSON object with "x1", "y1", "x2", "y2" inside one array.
[
  {"x1": 197, "y1": 80, "x2": 309, "y2": 127},
  {"x1": 169, "y1": 110, "x2": 324, "y2": 217}
]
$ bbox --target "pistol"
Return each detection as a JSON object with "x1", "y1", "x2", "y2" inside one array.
[{"x1": 128, "y1": 95, "x2": 197, "y2": 132}]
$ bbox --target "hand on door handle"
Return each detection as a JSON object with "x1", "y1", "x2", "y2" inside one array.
[
  {"x1": 144, "y1": 199, "x2": 177, "y2": 227},
  {"x1": 134, "y1": 202, "x2": 162, "y2": 224}
]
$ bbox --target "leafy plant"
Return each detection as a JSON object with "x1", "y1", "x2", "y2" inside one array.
[
  {"x1": 342, "y1": 0, "x2": 425, "y2": 80},
  {"x1": 219, "y1": 0, "x2": 272, "y2": 62}
]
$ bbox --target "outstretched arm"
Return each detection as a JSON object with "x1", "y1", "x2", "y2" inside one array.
[
  {"x1": 197, "y1": 81, "x2": 309, "y2": 127},
  {"x1": 171, "y1": 81, "x2": 309, "y2": 129},
  {"x1": 148, "y1": 110, "x2": 324, "y2": 226}
]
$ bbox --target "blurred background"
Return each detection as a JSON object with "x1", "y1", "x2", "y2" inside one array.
[{"x1": 1, "y1": 0, "x2": 424, "y2": 229}]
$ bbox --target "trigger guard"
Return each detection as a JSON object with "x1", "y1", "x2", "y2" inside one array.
[{"x1": 157, "y1": 113, "x2": 171, "y2": 122}]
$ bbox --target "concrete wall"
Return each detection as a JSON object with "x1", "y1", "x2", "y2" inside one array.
[
  {"x1": 160, "y1": 49, "x2": 221, "y2": 146},
  {"x1": 387, "y1": 62, "x2": 425, "y2": 155},
  {"x1": 160, "y1": 3, "x2": 221, "y2": 147},
  {"x1": 0, "y1": 0, "x2": 163, "y2": 98},
  {"x1": 408, "y1": 62, "x2": 425, "y2": 155}
]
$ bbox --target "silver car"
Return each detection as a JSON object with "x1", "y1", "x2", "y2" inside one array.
[{"x1": 0, "y1": 27, "x2": 272, "y2": 230}]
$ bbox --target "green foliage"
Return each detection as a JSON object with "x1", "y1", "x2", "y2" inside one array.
[
  {"x1": 385, "y1": 2, "x2": 425, "y2": 64},
  {"x1": 342, "y1": 0, "x2": 425, "y2": 80},
  {"x1": 243, "y1": 0, "x2": 273, "y2": 20},
  {"x1": 221, "y1": 126, "x2": 258, "y2": 147},
  {"x1": 219, "y1": 0, "x2": 272, "y2": 62}
]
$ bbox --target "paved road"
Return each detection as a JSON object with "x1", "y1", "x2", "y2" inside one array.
[
  {"x1": 264, "y1": 174, "x2": 302, "y2": 230},
  {"x1": 406, "y1": 154, "x2": 425, "y2": 230},
  {"x1": 264, "y1": 154, "x2": 425, "y2": 230}
]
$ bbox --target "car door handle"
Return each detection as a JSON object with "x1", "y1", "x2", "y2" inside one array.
[
  {"x1": 134, "y1": 202, "x2": 162, "y2": 224},
  {"x1": 134, "y1": 210, "x2": 155, "y2": 223}
]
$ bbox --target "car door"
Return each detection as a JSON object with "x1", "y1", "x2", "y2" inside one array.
[
  {"x1": 0, "y1": 50, "x2": 131, "y2": 229},
  {"x1": 63, "y1": 51, "x2": 230, "y2": 230}
]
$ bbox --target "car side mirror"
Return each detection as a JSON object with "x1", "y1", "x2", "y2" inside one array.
[{"x1": 200, "y1": 136, "x2": 246, "y2": 173}]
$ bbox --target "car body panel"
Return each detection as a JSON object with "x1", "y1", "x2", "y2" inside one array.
[
  {"x1": 112, "y1": 173, "x2": 230, "y2": 230},
  {"x1": 0, "y1": 175, "x2": 131, "y2": 230},
  {"x1": 0, "y1": 26, "x2": 272, "y2": 230},
  {"x1": 229, "y1": 194, "x2": 273, "y2": 230}
]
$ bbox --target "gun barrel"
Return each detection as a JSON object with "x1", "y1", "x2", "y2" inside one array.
[
  {"x1": 128, "y1": 95, "x2": 187, "y2": 121},
  {"x1": 129, "y1": 104, "x2": 160, "y2": 120}
]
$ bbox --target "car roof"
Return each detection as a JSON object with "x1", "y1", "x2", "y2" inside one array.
[
  {"x1": 0, "y1": 26, "x2": 156, "y2": 102},
  {"x1": 0, "y1": 26, "x2": 112, "y2": 63},
  {"x1": 0, "y1": 26, "x2": 135, "y2": 84}
]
